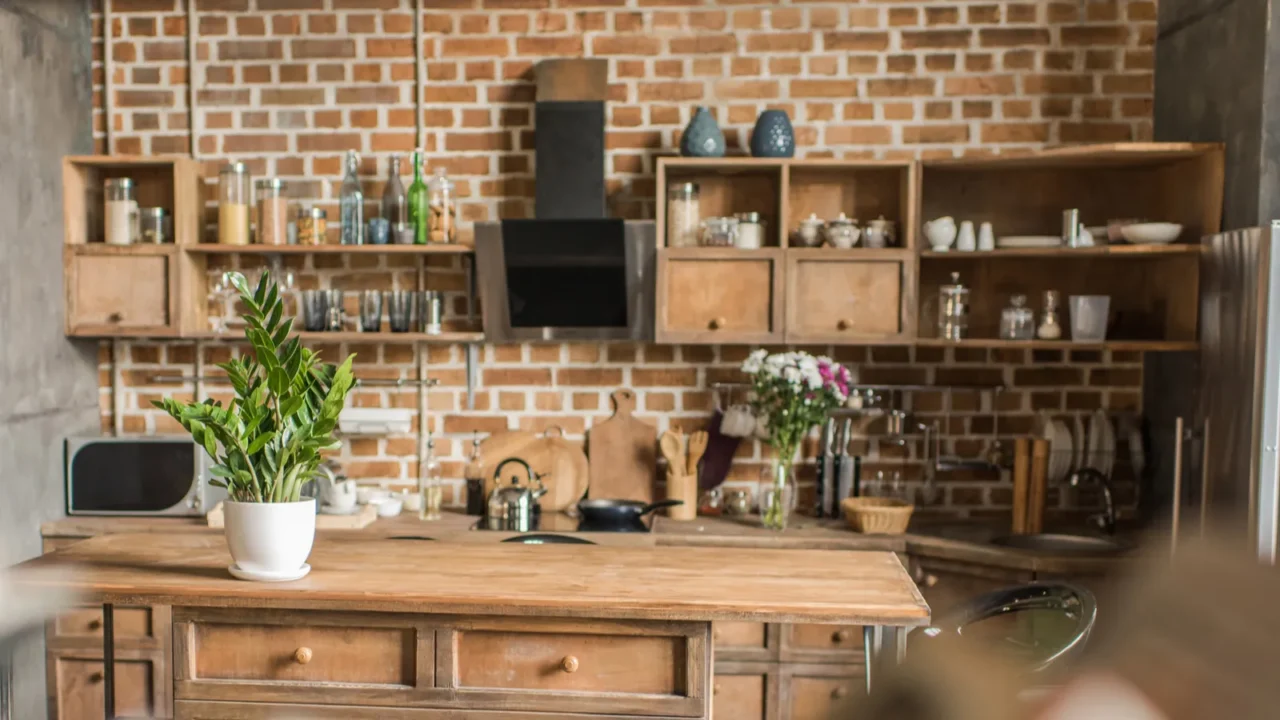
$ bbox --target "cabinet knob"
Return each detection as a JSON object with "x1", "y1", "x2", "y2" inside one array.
[
  {"x1": 88, "y1": 619, "x2": 102, "y2": 631},
  {"x1": 561, "y1": 655, "x2": 579, "y2": 673},
  {"x1": 294, "y1": 647, "x2": 313, "y2": 665},
  {"x1": 832, "y1": 629, "x2": 851, "y2": 643},
  {"x1": 714, "y1": 683, "x2": 722, "y2": 695},
  {"x1": 712, "y1": 631, "x2": 722, "y2": 641},
  {"x1": 709, "y1": 317, "x2": 726, "y2": 330},
  {"x1": 837, "y1": 319, "x2": 853, "y2": 331},
  {"x1": 924, "y1": 574, "x2": 938, "y2": 588},
  {"x1": 832, "y1": 686, "x2": 849, "y2": 699},
  {"x1": 88, "y1": 672, "x2": 104, "y2": 684},
  {"x1": 107, "y1": 312, "x2": 123, "y2": 323}
]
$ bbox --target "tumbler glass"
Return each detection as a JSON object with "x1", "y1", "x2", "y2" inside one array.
[
  {"x1": 359, "y1": 290, "x2": 383, "y2": 332},
  {"x1": 301, "y1": 290, "x2": 327, "y2": 332},
  {"x1": 323, "y1": 289, "x2": 345, "y2": 331},
  {"x1": 385, "y1": 291, "x2": 415, "y2": 333}
]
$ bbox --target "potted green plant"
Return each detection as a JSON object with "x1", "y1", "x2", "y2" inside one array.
[{"x1": 156, "y1": 272, "x2": 355, "y2": 581}]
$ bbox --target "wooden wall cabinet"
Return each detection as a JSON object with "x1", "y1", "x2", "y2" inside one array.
[
  {"x1": 656, "y1": 248, "x2": 785, "y2": 344},
  {"x1": 784, "y1": 250, "x2": 915, "y2": 343}
]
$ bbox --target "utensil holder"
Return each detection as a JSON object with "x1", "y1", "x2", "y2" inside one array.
[{"x1": 665, "y1": 470, "x2": 698, "y2": 521}]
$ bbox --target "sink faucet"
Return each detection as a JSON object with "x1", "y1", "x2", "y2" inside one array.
[{"x1": 1069, "y1": 468, "x2": 1116, "y2": 535}]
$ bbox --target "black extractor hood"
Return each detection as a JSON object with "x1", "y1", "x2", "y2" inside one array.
[{"x1": 475, "y1": 59, "x2": 656, "y2": 343}]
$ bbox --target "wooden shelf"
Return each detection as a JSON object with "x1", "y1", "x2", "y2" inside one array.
[
  {"x1": 185, "y1": 330, "x2": 485, "y2": 344},
  {"x1": 185, "y1": 244, "x2": 473, "y2": 255},
  {"x1": 920, "y1": 244, "x2": 1203, "y2": 259},
  {"x1": 913, "y1": 338, "x2": 1198, "y2": 351},
  {"x1": 67, "y1": 243, "x2": 178, "y2": 256}
]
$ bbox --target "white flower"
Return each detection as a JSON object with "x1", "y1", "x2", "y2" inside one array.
[
  {"x1": 783, "y1": 366, "x2": 802, "y2": 385},
  {"x1": 741, "y1": 348, "x2": 767, "y2": 374}
]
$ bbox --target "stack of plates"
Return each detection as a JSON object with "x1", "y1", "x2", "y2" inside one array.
[{"x1": 997, "y1": 235, "x2": 1062, "y2": 249}]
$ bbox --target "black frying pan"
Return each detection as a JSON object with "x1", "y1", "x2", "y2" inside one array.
[{"x1": 576, "y1": 498, "x2": 683, "y2": 532}]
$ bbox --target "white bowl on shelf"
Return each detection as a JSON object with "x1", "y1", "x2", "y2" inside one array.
[{"x1": 1120, "y1": 222, "x2": 1182, "y2": 245}]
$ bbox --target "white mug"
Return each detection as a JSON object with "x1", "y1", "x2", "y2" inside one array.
[
  {"x1": 956, "y1": 220, "x2": 977, "y2": 252},
  {"x1": 978, "y1": 222, "x2": 995, "y2": 251}
]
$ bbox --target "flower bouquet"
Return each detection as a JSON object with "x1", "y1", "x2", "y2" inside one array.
[{"x1": 741, "y1": 350, "x2": 851, "y2": 530}]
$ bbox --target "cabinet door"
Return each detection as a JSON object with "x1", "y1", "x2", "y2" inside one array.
[
  {"x1": 656, "y1": 248, "x2": 784, "y2": 344},
  {"x1": 780, "y1": 665, "x2": 863, "y2": 720},
  {"x1": 65, "y1": 249, "x2": 173, "y2": 335},
  {"x1": 713, "y1": 673, "x2": 768, "y2": 720},
  {"x1": 49, "y1": 652, "x2": 163, "y2": 720},
  {"x1": 784, "y1": 250, "x2": 910, "y2": 343}
]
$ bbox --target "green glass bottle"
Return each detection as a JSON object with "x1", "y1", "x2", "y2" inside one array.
[{"x1": 407, "y1": 150, "x2": 428, "y2": 245}]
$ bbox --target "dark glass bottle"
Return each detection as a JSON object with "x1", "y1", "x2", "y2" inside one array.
[
  {"x1": 407, "y1": 150, "x2": 429, "y2": 245},
  {"x1": 382, "y1": 154, "x2": 408, "y2": 234}
]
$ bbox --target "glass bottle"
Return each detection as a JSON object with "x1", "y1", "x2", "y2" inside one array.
[
  {"x1": 339, "y1": 150, "x2": 364, "y2": 245},
  {"x1": 1000, "y1": 294, "x2": 1035, "y2": 340},
  {"x1": 218, "y1": 163, "x2": 252, "y2": 245},
  {"x1": 937, "y1": 271, "x2": 969, "y2": 341},
  {"x1": 463, "y1": 433, "x2": 485, "y2": 516},
  {"x1": 427, "y1": 168, "x2": 457, "y2": 244},
  {"x1": 419, "y1": 436, "x2": 443, "y2": 521},
  {"x1": 407, "y1": 150, "x2": 429, "y2": 245},
  {"x1": 382, "y1": 154, "x2": 408, "y2": 234},
  {"x1": 1038, "y1": 290, "x2": 1063, "y2": 340}
]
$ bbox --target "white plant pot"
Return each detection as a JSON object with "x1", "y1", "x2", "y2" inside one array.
[{"x1": 223, "y1": 499, "x2": 316, "y2": 579}]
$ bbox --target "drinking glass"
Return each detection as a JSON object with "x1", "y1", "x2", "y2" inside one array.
[
  {"x1": 359, "y1": 290, "x2": 383, "y2": 332},
  {"x1": 386, "y1": 291, "x2": 415, "y2": 332}
]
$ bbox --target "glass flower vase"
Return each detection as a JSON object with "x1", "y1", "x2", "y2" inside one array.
[{"x1": 760, "y1": 459, "x2": 797, "y2": 531}]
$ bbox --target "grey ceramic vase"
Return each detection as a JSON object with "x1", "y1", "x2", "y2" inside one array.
[
  {"x1": 749, "y1": 110, "x2": 795, "y2": 158},
  {"x1": 679, "y1": 107, "x2": 726, "y2": 157}
]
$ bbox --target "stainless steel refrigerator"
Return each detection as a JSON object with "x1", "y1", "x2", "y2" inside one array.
[{"x1": 1145, "y1": 222, "x2": 1280, "y2": 562}]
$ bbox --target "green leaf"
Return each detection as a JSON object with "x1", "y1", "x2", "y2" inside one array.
[
  {"x1": 267, "y1": 366, "x2": 289, "y2": 396},
  {"x1": 246, "y1": 431, "x2": 276, "y2": 456}
]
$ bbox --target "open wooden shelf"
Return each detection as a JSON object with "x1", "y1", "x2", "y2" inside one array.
[
  {"x1": 185, "y1": 330, "x2": 485, "y2": 344},
  {"x1": 186, "y1": 244, "x2": 473, "y2": 255},
  {"x1": 67, "y1": 243, "x2": 178, "y2": 257},
  {"x1": 920, "y1": 244, "x2": 1204, "y2": 259},
  {"x1": 914, "y1": 338, "x2": 1199, "y2": 351}
]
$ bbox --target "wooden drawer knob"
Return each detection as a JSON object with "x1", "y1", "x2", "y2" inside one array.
[
  {"x1": 560, "y1": 655, "x2": 579, "y2": 673},
  {"x1": 89, "y1": 672, "x2": 104, "y2": 684},
  {"x1": 832, "y1": 629, "x2": 851, "y2": 643},
  {"x1": 712, "y1": 630, "x2": 722, "y2": 641},
  {"x1": 294, "y1": 647, "x2": 313, "y2": 665},
  {"x1": 107, "y1": 312, "x2": 123, "y2": 323},
  {"x1": 709, "y1": 317, "x2": 726, "y2": 330},
  {"x1": 88, "y1": 619, "x2": 101, "y2": 630},
  {"x1": 837, "y1": 319, "x2": 853, "y2": 331},
  {"x1": 713, "y1": 682, "x2": 721, "y2": 695},
  {"x1": 832, "y1": 686, "x2": 849, "y2": 699}
]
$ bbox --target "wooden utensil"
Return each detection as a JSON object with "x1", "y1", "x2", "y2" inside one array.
[
  {"x1": 659, "y1": 430, "x2": 685, "y2": 471},
  {"x1": 1012, "y1": 438, "x2": 1030, "y2": 535},
  {"x1": 686, "y1": 431, "x2": 708, "y2": 477},
  {"x1": 1028, "y1": 439, "x2": 1049, "y2": 534},
  {"x1": 587, "y1": 389, "x2": 657, "y2": 503}
]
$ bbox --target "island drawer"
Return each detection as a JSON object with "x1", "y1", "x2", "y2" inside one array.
[
  {"x1": 442, "y1": 617, "x2": 709, "y2": 717},
  {"x1": 711, "y1": 621, "x2": 773, "y2": 661},
  {"x1": 174, "y1": 608, "x2": 434, "y2": 706},
  {"x1": 780, "y1": 624, "x2": 866, "y2": 663},
  {"x1": 52, "y1": 604, "x2": 163, "y2": 647}
]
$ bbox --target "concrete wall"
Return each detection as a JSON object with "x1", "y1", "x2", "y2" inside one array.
[{"x1": 0, "y1": 0, "x2": 96, "y2": 716}]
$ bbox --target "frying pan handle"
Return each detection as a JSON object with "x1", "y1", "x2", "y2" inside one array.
[{"x1": 639, "y1": 499, "x2": 684, "y2": 516}]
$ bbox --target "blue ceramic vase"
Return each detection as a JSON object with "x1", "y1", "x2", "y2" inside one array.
[
  {"x1": 749, "y1": 110, "x2": 795, "y2": 158},
  {"x1": 679, "y1": 107, "x2": 726, "y2": 157}
]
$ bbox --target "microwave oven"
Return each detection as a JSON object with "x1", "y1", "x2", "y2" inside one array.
[{"x1": 64, "y1": 436, "x2": 226, "y2": 516}]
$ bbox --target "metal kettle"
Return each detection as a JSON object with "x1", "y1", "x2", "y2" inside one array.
[{"x1": 486, "y1": 458, "x2": 548, "y2": 532}]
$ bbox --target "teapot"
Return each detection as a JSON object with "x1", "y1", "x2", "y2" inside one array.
[
  {"x1": 923, "y1": 216, "x2": 957, "y2": 251},
  {"x1": 486, "y1": 457, "x2": 548, "y2": 532},
  {"x1": 315, "y1": 463, "x2": 358, "y2": 513},
  {"x1": 823, "y1": 213, "x2": 861, "y2": 249},
  {"x1": 865, "y1": 216, "x2": 897, "y2": 248}
]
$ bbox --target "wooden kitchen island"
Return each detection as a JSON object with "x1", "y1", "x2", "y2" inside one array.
[{"x1": 18, "y1": 532, "x2": 928, "y2": 720}]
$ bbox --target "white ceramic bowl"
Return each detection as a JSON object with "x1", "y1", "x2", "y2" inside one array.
[
  {"x1": 376, "y1": 497, "x2": 403, "y2": 517},
  {"x1": 1120, "y1": 222, "x2": 1182, "y2": 245}
]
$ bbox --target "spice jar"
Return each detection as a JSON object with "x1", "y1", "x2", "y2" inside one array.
[
  {"x1": 1000, "y1": 294, "x2": 1035, "y2": 340},
  {"x1": 734, "y1": 212, "x2": 765, "y2": 249},
  {"x1": 667, "y1": 182, "x2": 700, "y2": 248},
  {"x1": 428, "y1": 168, "x2": 456, "y2": 244},
  {"x1": 1038, "y1": 290, "x2": 1063, "y2": 340},
  {"x1": 254, "y1": 178, "x2": 288, "y2": 246},
  {"x1": 103, "y1": 178, "x2": 138, "y2": 245},
  {"x1": 138, "y1": 207, "x2": 170, "y2": 244},
  {"x1": 937, "y1": 271, "x2": 969, "y2": 341},
  {"x1": 297, "y1": 207, "x2": 327, "y2": 245},
  {"x1": 218, "y1": 162, "x2": 252, "y2": 245},
  {"x1": 700, "y1": 216, "x2": 739, "y2": 247}
]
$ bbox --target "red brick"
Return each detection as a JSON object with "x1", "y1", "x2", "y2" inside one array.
[
  {"x1": 981, "y1": 122, "x2": 1050, "y2": 143},
  {"x1": 637, "y1": 82, "x2": 703, "y2": 102},
  {"x1": 115, "y1": 90, "x2": 174, "y2": 107},
  {"x1": 902, "y1": 124, "x2": 969, "y2": 143},
  {"x1": 297, "y1": 132, "x2": 362, "y2": 152},
  {"x1": 555, "y1": 368, "x2": 623, "y2": 386},
  {"x1": 823, "y1": 32, "x2": 889, "y2": 52},
  {"x1": 1060, "y1": 122, "x2": 1133, "y2": 142},
  {"x1": 632, "y1": 369, "x2": 698, "y2": 387},
  {"x1": 668, "y1": 34, "x2": 737, "y2": 54},
  {"x1": 1102, "y1": 74, "x2": 1154, "y2": 94},
  {"x1": 978, "y1": 28, "x2": 1050, "y2": 47},
  {"x1": 592, "y1": 35, "x2": 662, "y2": 55},
  {"x1": 442, "y1": 37, "x2": 510, "y2": 57},
  {"x1": 713, "y1": 80, "x2": 779, "y2": 100},
  {"x1": 1024, "y1": 75, "x2": 1094, "y2": 95},
  {"x1": 1062, "y1": 25, "x2": 1129, "y2": 45},
  {"x1": 745, "y1": 32, "x2": 813, "y2": 52},
  {"x1": 482, "y1": 368, "x2": 552, "y2": 386},
  {"x1": 260, "y1": 88, "x2": 325, "y2": 105},
  {"x1": 901, "y1": 30, "x2": 972, "y2": 50},
  {"x1": 865, "y1": 78, "x2": 935, "y2": 97},
  {"x1": 515, "y1": 36, "x2": 584, "y2": 56},
  {"x1": 367, "y1": 38, "x2": 414, "y2": 58},
  {"x1": 290, "y1": 39, "x2": 356, "y2": 59},
  {"x1": 791, "y1": 79, "x2": 858, "y2": 99},
  {"x1": 443, "y1": 415, "x2": 512, "y2": 435},
  {"x1": 336, "y1": 87, "x2": 402, "y2": 104},
  {"x1": 826, "y1": 125, "x2": 891, "y2": 144}
]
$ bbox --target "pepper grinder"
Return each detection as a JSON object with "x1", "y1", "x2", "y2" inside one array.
[{"x1": 1037, "y1": 290, "x2": 1063, "y2": 340}]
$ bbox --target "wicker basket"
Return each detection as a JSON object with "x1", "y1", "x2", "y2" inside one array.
[{"x1": 841, "y1": 497, "x2": 914, "y2": 535}]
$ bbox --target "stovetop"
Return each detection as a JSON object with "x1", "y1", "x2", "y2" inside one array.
[{"x1": 469, "y1": 509, "x2": 651, "y2": 533}]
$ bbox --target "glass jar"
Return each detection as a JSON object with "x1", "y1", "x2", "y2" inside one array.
[
  {"x1": 734, "y1": 211, "x2": 765, "y2": 249},
  {"x1": 103, "y1": 178, "x2": 138, "y2": 245},
  {"x1": 297, "y1": 207, "x2": 327, "y2": 245},
  {"x1": 667, "y1": 182, "x2": 700, "y2": 248},
  {"x1": 937, "y1": 271, "x2": 969, "y2": 341},
  {"x1": 1000, "y1": 294, "x2": 1035, "y2": 340},
  {"x1": 138, "y1": 207, "x2": 170, "y2": 244},
  {"x1": 700, "y1": 216, "x2": 739, "y2": 247},
  {"x1": 1038, "y1": 290, "x2": 1063, "y2": 340},
  {"x1": 428, "y1": 168, "x2": 456, "y2": 244},
  {"x1": 255, "y1": 178, "x2": 288, "y2": 246},
  {"x1": 418, "y1": 290, "x2": 444, "y2": 335},
  {"x1": 218, "y1": 162, "x2": 252, "y2": 245}
]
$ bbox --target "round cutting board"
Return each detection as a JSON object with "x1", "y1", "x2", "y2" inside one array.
[{"x1": 479, "y1": 428, "x2": 588, "y2": 511}]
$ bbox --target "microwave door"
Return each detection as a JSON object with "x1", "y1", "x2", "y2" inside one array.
[{"x1": 65, "y1": 437, "x2": 207, "y2": 516}]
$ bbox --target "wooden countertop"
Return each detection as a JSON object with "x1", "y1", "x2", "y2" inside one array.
[{"x1": 18, "y1": 532, "x2": 930, "y2": 627}]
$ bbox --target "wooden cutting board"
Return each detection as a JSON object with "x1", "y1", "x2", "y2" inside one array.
[
  {"x1": 479, "y1": 428, "x2": 588, "y2": 511},
  {"x1": 588, "y1": 388, "x2": 657, "y2": 502}
]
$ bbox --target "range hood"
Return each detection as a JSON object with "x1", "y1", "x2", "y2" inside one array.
[{"x1": 475, "y1": 59, "x2": 656, "y2": 343}]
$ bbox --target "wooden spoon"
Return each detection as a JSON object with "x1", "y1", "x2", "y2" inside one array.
[
  {"x1": 659, "y1": 430, "x2": 685, "y2": 471},
  {"x1": 686, "y1": 431, "x2": 709, "y2": 477}
]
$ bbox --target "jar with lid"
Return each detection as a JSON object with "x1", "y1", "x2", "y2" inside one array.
[
  {"x1": 255, "y1": 178, "x2": 288, "y2": 246},
  {"x1": 1037, "y1": 290, "x2": 1063, "y2": 340},
  {"x1": 1000, "y1": 294, "x2": 1035, "y2": 340},
  {"x1": 139, "y1": 207, "x2": 170, "y2": 244},
  {"x1": 937, "y1": 271, "x2": 969, "y2": 341},
  {"x1": 734, "y1": 212, "x2": 765, "y2": 249},
  {"x1": 428, "y1": 168, "x2": 456, "y2": 244},
  {"x1": 667, "y1": 182, "x2": 700, "y2": 248},
  {"x1": 218, "y1": 162, "x2": 252, "y2": 245},
  {"x1": 700, "y1": 216, "x2": 739, "y2": 247},
  {"x1": 103, "y1": 178, "x2": 138, "y2": 245},
  {"x1": 297, "y1": 207, "x2": 327, "y2": 245}
]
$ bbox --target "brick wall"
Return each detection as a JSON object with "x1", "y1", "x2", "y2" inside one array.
[{"x1": 90, "y1": 0, "x2": 1153, "y2": 515}]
